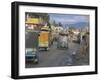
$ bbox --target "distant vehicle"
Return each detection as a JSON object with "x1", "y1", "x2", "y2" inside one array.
[
  {"x1": 57, "y1": 33, "x2": 68, "y2": 48},
  {"x1": 72, "y1": 33, "x2": 80, "y2": 43},
  {"x1": 25, "y1": 48, "x2": 38, "y2": 63}
]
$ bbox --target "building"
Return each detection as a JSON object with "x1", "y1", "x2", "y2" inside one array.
[{"x1": 25, "y1": 17, "x2": 44, "y2": 31}]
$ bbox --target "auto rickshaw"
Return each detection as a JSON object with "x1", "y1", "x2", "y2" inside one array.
[
  {"x1": 57, "y1": 32, "x2": 69, "y2": 48},
  {"x1": 38, "y1": 26, "x2": 50, "y2": 51}
]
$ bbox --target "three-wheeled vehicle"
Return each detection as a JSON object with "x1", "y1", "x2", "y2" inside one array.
[
  {"x1": 38, "y1": 26, "x2": 50, "y2": 51},
  {"x1": 57, "y1": 32, "x2": 68, "y2": 48}
]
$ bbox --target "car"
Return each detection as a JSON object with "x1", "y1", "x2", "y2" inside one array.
[
  {"x1": 57, "y1": 33, "x2": 68, "y2": 48},
  {"x1": 25, "y1": 48, "x2": 39, "y2": 64}
]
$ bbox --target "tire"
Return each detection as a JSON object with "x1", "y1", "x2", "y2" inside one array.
[
  {"x1": 44, "y1": 47, "x2": 47, "y2": 51},
  {"x1": 34, "y1": 59, "x2": 39, "y2": 64},
  {"x1": 35, "y1": 61, "x2": 38, "y2": 64}
]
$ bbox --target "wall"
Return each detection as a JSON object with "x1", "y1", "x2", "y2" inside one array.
[{"x1": 0, "y1": 0, "x2": 99, "y2": 81}]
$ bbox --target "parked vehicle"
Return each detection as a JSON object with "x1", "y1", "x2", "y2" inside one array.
[
  {"x1": 25, "y1": 48, "x2": 38, "y2": 63},
  {"x1": 25, "y1": 31, "x2": 39, "y2": 63},
  {"x1": 57, "y1": 33, "x2": 68, "y2": 48}
]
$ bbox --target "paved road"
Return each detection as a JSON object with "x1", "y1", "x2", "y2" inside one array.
[{"x1": 26, "y1": 41, "x2": 89, "y2": 68}]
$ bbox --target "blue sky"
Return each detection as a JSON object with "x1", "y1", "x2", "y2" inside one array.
[{"x1": 49, "y1": 13, "x2": 89, "y2": 25}]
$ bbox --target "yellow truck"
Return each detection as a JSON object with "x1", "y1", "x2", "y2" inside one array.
[{"x1": 38, "y1": 26, "x2": 50, "y2": 51}]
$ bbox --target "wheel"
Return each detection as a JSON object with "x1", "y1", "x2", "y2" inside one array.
[
  {"x1": 34, "y1": 61, "x2": 38, "y2": 64},
  {"x1": 44, "y1": 47, "x2": 49, "y2": 51},
  {"x1": 34, "y1": 59, "x2": 39, "y2": 64}
]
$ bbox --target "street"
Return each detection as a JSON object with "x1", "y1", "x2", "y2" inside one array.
[{"x1": 26, "y1": 41, "x2": 89, "y2": 68}]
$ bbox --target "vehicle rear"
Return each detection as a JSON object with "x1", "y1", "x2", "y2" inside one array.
[{"x1": 38, "y1": 27, "x2": 50, "y2": 51}]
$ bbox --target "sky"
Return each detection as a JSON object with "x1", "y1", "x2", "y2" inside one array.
[{"x1": 49, "y1": 13, "x2": 89, "y2": 26}]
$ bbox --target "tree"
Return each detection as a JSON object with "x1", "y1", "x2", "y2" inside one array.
[
  {"x1": 69, "y1": 26, "x2": 76, "y2": 30},
  {"x1": 52, "y1": 20, "x2": 56, "y2": 26},
  {"x1": 58, "y1": 22, "x2": 63, "y2": 27}
]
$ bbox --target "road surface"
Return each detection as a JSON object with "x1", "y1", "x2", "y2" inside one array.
[{"x1": 26, "y1": 41, "x2": 89, "y2": 68}]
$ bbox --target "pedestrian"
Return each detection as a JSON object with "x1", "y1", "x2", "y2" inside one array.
[
  {"x1": 85, "y1": 32, "x2": 89, "y2": 52},
  {"x1": 79, "y1": 35, "x2": 87, "y2": 57}
]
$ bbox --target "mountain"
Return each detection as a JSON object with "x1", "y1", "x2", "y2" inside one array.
[{"x1": 65, "y1": 22, "x2": 89, "y2": 29}]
